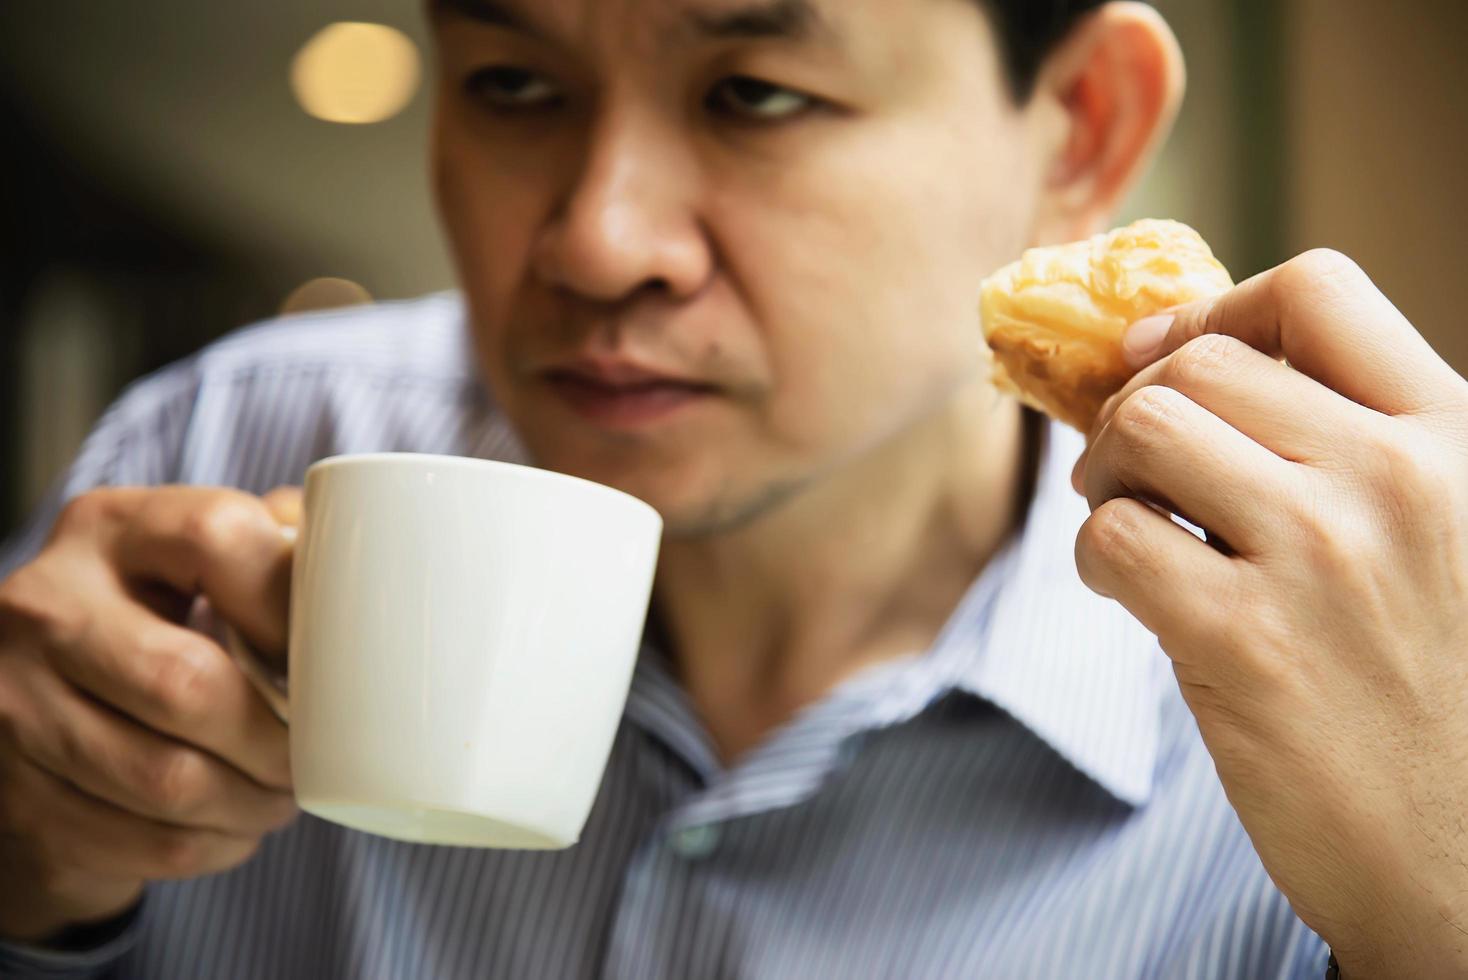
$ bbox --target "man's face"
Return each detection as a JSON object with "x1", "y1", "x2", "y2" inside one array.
[{"x1": 431, "y1": 0, "x2": 1047, "y2": 535}]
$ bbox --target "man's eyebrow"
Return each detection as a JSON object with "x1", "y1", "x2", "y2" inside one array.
[
  {"x1": 427, "y1": 0, "x2": 835, "y2": 46},
  {"x1": 686, "y1": 0, "x2": 832, "y2": 42},
  {"x1": 428, "y1": 0, "x2": 543, "y2": 38}
]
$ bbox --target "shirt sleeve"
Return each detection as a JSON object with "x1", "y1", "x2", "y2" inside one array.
[
  {"x1": 0, "y1": 367, "x2": 199, "y2": 978},
  {"x1": 0, "y1": 903, "x2": 145, "y2": 980}
]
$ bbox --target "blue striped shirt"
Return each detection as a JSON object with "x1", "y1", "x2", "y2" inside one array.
[{"x1": 0, "y1": 293, "x2": 1330, "y2": 979}]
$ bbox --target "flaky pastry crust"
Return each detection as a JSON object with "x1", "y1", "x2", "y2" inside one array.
[{"x1": 980, "y1": 219, "x2": 1234, "y2": 432}]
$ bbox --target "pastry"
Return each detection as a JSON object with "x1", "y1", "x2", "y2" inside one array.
[{"x1": 979, "y1": 219, "x2": 1234, "y2": 432}]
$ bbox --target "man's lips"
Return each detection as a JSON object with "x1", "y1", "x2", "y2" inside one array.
[
  {"x1": 544, "y1": 357, "x2": 710, "y2": 387},
  {"x1": 541, "y1": 368, "x2": 719, "y2": 428}
]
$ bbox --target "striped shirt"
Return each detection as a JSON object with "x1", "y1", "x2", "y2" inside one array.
[{"x1": 0, "y1": 293, "x2": 1330, "y2": 979}]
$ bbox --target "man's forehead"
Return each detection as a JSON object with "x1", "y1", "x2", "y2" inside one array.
[
  {"x1": 679, "y1": 0, "x2": 834, "y2": 41},
  {"x1": 432, "y1": 0, "x2": 841, "y2": 45}
]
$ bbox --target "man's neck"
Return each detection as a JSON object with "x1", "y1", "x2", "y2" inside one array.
[{"x1": 651, "y1": 380, "x2": 1038, "y2": 764}]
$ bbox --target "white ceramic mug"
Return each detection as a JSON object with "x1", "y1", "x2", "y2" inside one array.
[{"x1": 223, "y1": 453, "x2": 662, "y2": 849}]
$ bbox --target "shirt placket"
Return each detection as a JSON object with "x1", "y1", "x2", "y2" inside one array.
[{"x1": 601, "y1": 642, "x2": 975, "y2": 979}]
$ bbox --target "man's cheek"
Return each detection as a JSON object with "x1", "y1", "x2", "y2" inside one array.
[
  {"x1": 437, "y1": 158, "x2": 543, "y2": 285},
  {"x1": 761, "y1": 353, "x2": 863, "y2": 444},
  {"x1": 764, "y1": 371, "x2": 903, "y2": 461}
]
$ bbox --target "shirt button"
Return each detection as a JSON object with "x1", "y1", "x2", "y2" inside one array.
[{"x1": 669, "y1": 823, "x2": 721, "y2": 860}]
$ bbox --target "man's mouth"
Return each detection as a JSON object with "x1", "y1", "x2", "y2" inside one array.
[{"x1": 541, "y1": 367, "x2": 719, "y2": 429}]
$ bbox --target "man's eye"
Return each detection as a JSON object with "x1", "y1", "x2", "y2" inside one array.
[
  {"x1": 464, "y1": 67, "x2": 562, "y2": 109},
  {"x1": 707, "y1": 76, "x2": 814, "y2": 122}
]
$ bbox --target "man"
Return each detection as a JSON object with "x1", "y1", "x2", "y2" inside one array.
[{"x1": 1, "y1": 0, "x2": 1465, "y2": 976}]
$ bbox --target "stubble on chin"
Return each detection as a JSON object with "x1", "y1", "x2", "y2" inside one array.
[{"x1": 657, "y1": 472, "x2": 815, "y2": 539}]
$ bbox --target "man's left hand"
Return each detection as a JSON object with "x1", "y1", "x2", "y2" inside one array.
[{"x1": 1070, "y1": 248, "x2": 1468, "y2": 979}]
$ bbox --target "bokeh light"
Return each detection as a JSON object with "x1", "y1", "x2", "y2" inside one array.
[
  {"x1": 280, "y1": 277, "x2": 374, "y2": 315},
  {"x1": 290, "y1": 22, "x2": 420, "y2": 125}
]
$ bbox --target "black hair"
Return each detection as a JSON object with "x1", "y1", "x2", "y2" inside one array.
[{"x1": 981, "y1": 0, "x2": 1116, "y2": 101}]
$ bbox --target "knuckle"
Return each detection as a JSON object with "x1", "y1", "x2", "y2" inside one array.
[
  {"x1": 141, "y1": 646, "x2": 216, "y2": 729},
  {"x1": 1247, "y1": 634, "x2": 1302, "y2": 692},
  {"x1": 1282, "y1": 248, "x2": 1367, "y2": 298},
  {"x1": 0, "y1": 681, "x2": 40, "y2": 773},
  {"x1": 139, "y1": 746, "x2": 211, "y2": 815},
  {"x1": 1373, "y1": 430, "x2": 1442, "y2": 488},
  {"x1": 1365, "y1": 431, "x2": 1453, "y2": 523},
  {"x1": 1166, "y1": 334, "x2": 1243, "y2": 387},
  {"x1": 1277, "y1": 479, "x2": 1335, "y2": 546},
  {"x1": 1301, "y1": 509, "x2": 1374, "y2": 583},
  {"x1": 1112, "y1": 387, "x2": 1185, "y2": 446},
  {"x1": 54, "y1": 490, "x2": 123, "y2": 536},
  {"x1": 262, "y1": 485, "x2": 302, "y2": 508},
  {"x1": 0, "y1": 565, "x2": 83, "y2": 649},
  {"x1": 181, "y1": 495, "x2": 272, "y2": 562},
  {"x1": 1076, "y1": 501, "x2": 1165, "y2": 599},
  {"x1": 1295, "y1": 247, "x2": 1362, "y2": 279},
  {"x1": 0, "y1": 570, "x2": 39, "y2": 634},
  {"x1": 1080, "y1": 498, "x2": 1145, "y2": 562},
  {"x1": 49, "y1": 711, "x2": 90, "y2": 776}
]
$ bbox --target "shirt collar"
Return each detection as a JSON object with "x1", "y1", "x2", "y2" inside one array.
[
  {"x1": 940, "y1": 417, "x2": 1167, "y2": 807},
  {"x1": 627, "y1": 415, "x2": 1167, "y2": 815}
]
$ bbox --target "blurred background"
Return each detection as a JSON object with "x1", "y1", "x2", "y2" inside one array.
[{"x1": 1, "y1": 0, "x2": 1465, "y2": 539}]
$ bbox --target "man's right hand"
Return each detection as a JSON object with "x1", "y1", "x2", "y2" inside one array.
[{"x1": 0, "y1": 486, "x2": 301, "y2": 944}]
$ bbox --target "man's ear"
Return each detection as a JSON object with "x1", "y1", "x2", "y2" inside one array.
[{"x1": 1028, "y1": 2, "x2": 1185, "y2": 244}]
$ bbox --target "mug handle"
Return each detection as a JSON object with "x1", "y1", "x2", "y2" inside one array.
[
  {"x1": 221, "y1": 618, "x2": 290, "y2": 724},
  {"x1": 183, "y1": 528, "x2": 293, "y2": 725}
]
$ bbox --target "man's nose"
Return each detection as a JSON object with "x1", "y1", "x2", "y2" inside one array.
[{"x1": 532, "y1": 109, "x2": 712, "y2": 304}]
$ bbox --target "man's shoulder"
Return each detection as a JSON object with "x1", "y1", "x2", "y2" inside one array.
[
  {"x1": 102, "y1": 290, "x2": 492, "y2": 451},
  {"x1": 98, "y1": 290, "x2": 514, "y2": 489},
  {"x1": 194, "y1": 290, "x2": 475, "y2": 387},
  {"x1": 0, "y1": 292, "x2": 513, "y2": 578}
]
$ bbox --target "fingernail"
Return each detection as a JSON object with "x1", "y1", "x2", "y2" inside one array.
[
  {"x1": 1070, "y1": 449, "x2": 1088, "y2": 494},
  {"x1": 1123, "y1": 314, "x2": 1175, "y2": 367}
]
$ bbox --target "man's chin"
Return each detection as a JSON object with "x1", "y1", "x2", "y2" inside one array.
[
  {"x1": 607, "y1": 474, "x2": 813, "y2": 540},
  {"x1": 523, "y1": 445, "x2": 807, "y2": 540}
]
